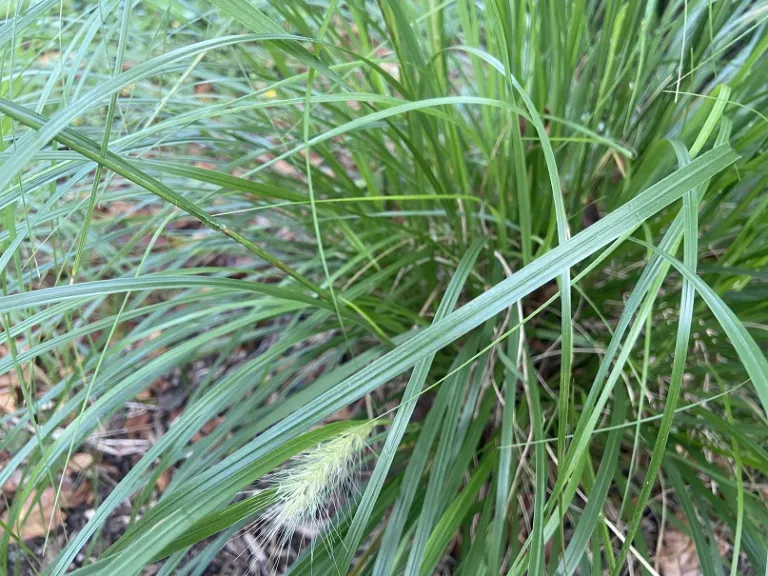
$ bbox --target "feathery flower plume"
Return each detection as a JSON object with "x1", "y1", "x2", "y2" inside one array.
[{"x1": 252, "y1": 420, "x2": 375, "y2": 572}]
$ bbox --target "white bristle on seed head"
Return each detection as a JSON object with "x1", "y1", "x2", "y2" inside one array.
[{"x1": 260, "y1": 421, "x2": 374, "y2": 554}]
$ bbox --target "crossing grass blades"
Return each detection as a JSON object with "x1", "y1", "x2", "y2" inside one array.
[{"x1": 0, "y1": 0, "x2": 767, "y2": 574}]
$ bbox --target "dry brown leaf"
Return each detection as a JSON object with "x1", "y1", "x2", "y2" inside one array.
[
  {"x1": 124, "y1": 411, "x2": 152, "y2": 437},
  {"x1": 155, "y1": 469, "x2": 172, "y2": 492},
  {"x1": 374, "y1": 47, "x2": 400, "y2": 80},
  {"x1": 151, "y1": 376, "x2": 171, "y2": 393},
  {"x1": 300, "y1": 151, "x2": 335, "y2": 177},
  {"x1": 2, "y1": 470, "x2": 23, "y2": 495},
  {"x1": 194, "y1": 82, "x2": 213, "y2": 95},
  {"x1": 0, "y1": 388, "x2": 17, "y2": 414},
  {"x1": 146, "y1": 346, "x2": 169, "y2": 360},
  {"x1": 257, "y1": 153, "x2": 300, "y2": 178},
  {"x1": 201, "y1": 416, "x2": 222, "y2": 435},
  {"x1": 191, "y1": 416, "x2": 223, "y2": 443},
  {"x1": 657, "y1": 529, "x2": 700, "y2": 576},
  {"x1": 39, "y1": 51, "x2": 61, "y2": 65},
  {"x1": 170, "y1": 406, "x2": 183, "y2": 421},
  {"x1": 98, "y1": 463, "x2": 120, "y2": 478},
  {"x1": 273, "y1": 159, "x2": 299, "y2": 177},
  {"x1": 326, "y1": 405, "x2": 356, "y2": 422},
  {"x1": 66, "y1": 453, "x2": 94, "y2": 473},
  {"x1": 0, "y1": 360, "x2": 31, "y2": 390},
  {"x1": 1, "y1": 487, "x2": 65, "y2": 540},
  {"x1": 59, "y1": 478, "x2": 93, "y2": 509},
  {"x1": 300, "y1": 150, "x2": 325, "y2": 168}
]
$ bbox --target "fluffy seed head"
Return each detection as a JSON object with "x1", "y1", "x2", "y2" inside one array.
[{"x1": 261, "y1": 421, "x2": 375, "y2": 550}]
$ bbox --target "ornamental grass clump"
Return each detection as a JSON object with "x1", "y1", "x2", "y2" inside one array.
[{"x1": 1, "y1": 0, "x2": 767, "y2": 575}]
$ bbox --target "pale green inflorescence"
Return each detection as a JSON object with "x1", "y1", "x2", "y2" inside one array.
[{"x1": 264, "y1": 421, "x2": 375, "y2": 546}]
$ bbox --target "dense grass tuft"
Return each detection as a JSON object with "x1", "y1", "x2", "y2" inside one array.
[{"x1": 1, "y1": 0, "x2": 767, "y2": 574}]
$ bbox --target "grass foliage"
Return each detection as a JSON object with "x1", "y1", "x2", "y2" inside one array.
[{"x1": 1, "y1": 0, "x2": 768, "y2": 573}]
